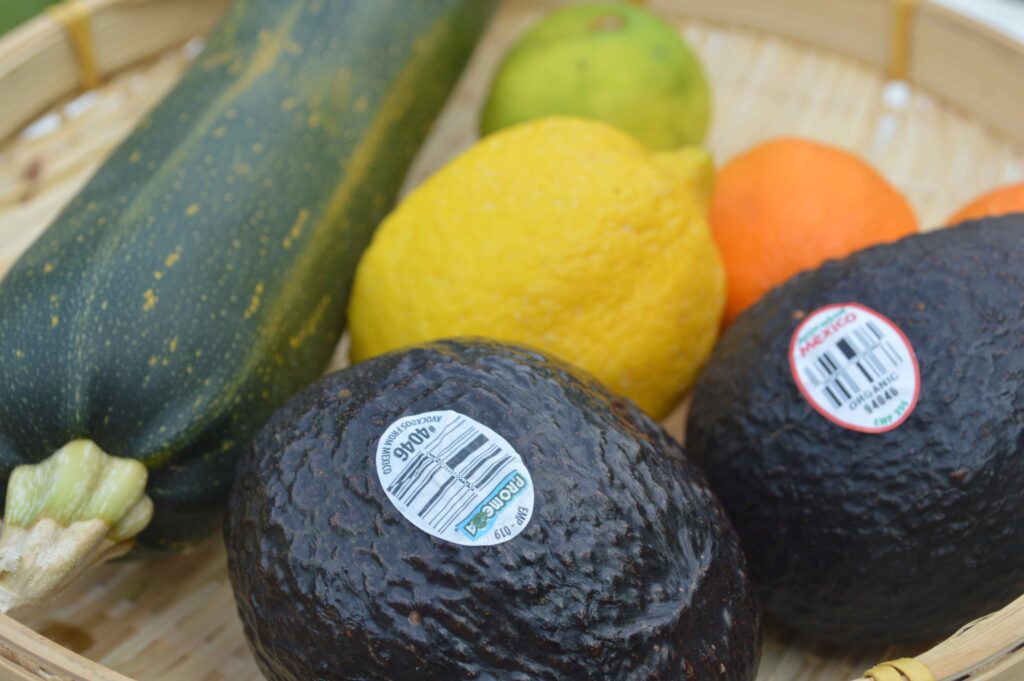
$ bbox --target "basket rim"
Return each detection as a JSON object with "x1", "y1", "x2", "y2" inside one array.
[
  {"x1": 0, "y1": 0, "x2": 232, "y2": 143},
  {"x1": 2, "y1": 0, "x2": 1023, "y2": 144},
  {"x1": 0, "y1": 1, "x2": 1021, "y2": 680}
]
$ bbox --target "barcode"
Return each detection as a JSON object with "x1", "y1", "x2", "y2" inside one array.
[
  {"x1": 802, "y1": 321, "x2": 904, "y2": 408},
  {"x1": 386, "y1": 416, "x2": 515, "y2": 532}
]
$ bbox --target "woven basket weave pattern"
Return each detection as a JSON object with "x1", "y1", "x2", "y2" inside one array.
[{"x1": 0, "y1": 0, "x2": 1021, "y2": 679}]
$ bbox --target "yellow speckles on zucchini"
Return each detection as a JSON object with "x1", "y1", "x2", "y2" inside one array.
[
  {"x1": 282, "y1": 209, "x2": 310, "y2": 250},
  {"x1": 50, "y1": 316, "x2": 59, "y2": 328},
  {"x1": 288, "y1": 295, "x2": 331, "y2": 349},
  {"x1": 165, "y1": 248, "x2": 182, "y2": 268},
  {"x1": 0, "y1": 0, "x2": 496, "y2": 551},
  {"x1": 244, "y1": 283, "x2": 265, "y2": 320}
]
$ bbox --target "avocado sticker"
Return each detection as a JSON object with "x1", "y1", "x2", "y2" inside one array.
[
  {"x1": 789, "y1": 303, "x2": 920, "y2": 433},
  {"x1": 376, "y1": 410, "x2": 535, "y2": 546}
]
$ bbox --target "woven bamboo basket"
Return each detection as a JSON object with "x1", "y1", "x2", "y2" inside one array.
[{"x1": 0, "y1": 0, "x2": 1022, "y2": 679}]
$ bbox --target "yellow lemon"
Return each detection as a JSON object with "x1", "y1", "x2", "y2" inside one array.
[{"x1": 348, "y1": 117, "x2": 724, "y2": 418}]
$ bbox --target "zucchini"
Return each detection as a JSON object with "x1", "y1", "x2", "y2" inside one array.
[
  {"x1": 0, "y1": 0, "x2": 58, "y2": 37},
  {"x1": 0, "y1": 0, "x2": 494, "y2": 609}
]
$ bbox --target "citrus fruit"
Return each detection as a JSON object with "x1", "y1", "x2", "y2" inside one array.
[
  {"x1": 480, "y1": 3, "x2": 711, "y2": 150},
  {"x1": 710, "y1": 138, "x2": 918, "y2": 325},
  {"x1": 947, "y1": 182, "x2": 1024, "y2": 224},
  {"x1": 348, "y1": 117, "x2": 724, "y2": 418}
]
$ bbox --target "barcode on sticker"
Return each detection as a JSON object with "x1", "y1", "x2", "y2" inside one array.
[
  {"x1": 387, "y1": 416, "x2": 516, "y2": 532},
  {"x1": 800, "y1": 321, "x2": 905, "y2": 409},
  {"x1": 376, "y1": 410, "x2": 535, "y2": 546},
  {"x1": 790, "y1": 303, "x2": 920, "y2": 434}
]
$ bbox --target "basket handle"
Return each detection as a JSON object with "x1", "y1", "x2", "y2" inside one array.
[{"x1": 853, "y1": 593, "x2": 1024, "y2": 681}]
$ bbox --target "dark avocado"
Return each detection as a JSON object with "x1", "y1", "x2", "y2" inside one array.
[
  {"x1": 686, "y1": 215, "x2": 1024, "y2": 646},
  {"x1": 225, "y1": 339, "x2": 761, "y2": 681}
]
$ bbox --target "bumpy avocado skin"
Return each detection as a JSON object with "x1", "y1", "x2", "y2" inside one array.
[
  {"x1": 686, "y1": 216, "x2": 1024, "y2": 646},
  {"x1": 225, "y1": 339, "x2": 760, "y2": 681}
]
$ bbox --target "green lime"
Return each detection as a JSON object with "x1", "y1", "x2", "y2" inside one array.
[{"x1": 481, "y1": 2, "x2": 711, "y2": 150}]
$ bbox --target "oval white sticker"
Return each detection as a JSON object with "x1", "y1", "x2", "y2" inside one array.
[
  {"x1": 375, "y1": 410, "x2": 535, "y2": 546},
  {"x1": 789, "y1": 303, "x2": 920, "y2": 433}
]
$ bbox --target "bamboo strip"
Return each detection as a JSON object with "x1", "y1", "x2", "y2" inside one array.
[
  {"x1": 645, "y1": 0, "x2": 1024, "y2": 143},
  {"x1": 0, "y1": 0, "x2": 230, "y2": 142},
  {"x1": 0, "y1": 654, "x2": 49, "y2": 681},
  {"x1": 911, "y1": 594, "x2": 1024, "y2": 681},
  {"x1": 0, "y1": 613, "x2": 133, "y2": 681},
  {"x1": 911, "y1": 2, "x2": 1024, "y2": 145}
]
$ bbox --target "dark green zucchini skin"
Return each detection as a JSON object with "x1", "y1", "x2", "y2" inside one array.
[{"x1": 0, "y1": 0, "x2": 495, "y2": 549}]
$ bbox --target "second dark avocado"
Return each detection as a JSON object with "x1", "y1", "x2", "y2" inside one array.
[
  {"x1": 225, "y1": 339, "x2": 761, "y2": 680},
  {"x1": 686, "y1": 214, "x2": 1024, "y2": 645}
]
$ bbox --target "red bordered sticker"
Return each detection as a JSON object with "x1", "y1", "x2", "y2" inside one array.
[{"x1": 789, "y1": 303, "x2": 920, "y2": 433}]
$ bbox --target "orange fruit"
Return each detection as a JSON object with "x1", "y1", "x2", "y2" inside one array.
[
  {"x1": 710, "y1": 138, "x2": 918, "y2": 326},
  {"x1": 946, "y1": 182, "x2": 1024, "y2": 225}
]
